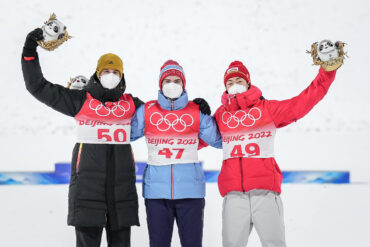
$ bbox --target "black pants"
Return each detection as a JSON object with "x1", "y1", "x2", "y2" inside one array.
[
  {"x1": 145, "y1": 198, "x2": 205, "y2": 247},
  {"x1": 75, "y1": 225, "x2": 131, "y2": 247}
]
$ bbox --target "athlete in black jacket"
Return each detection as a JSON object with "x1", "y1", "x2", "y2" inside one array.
[{"x1": 22, "y1": 28, "x2": 142, "y2": 247}]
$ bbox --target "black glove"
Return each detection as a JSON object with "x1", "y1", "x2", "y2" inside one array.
[
  {"x1": 193, "y1": 98, "x2": 211, "y2": 115},
  {"x1": 23, "y1": 28, "x2": 44, "y2": 56}
]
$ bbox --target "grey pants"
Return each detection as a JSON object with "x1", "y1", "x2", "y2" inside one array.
[{"x1": 222, "y1": 190, "x2": 286, "y2": 247}]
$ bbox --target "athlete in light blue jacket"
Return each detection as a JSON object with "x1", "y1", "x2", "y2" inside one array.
[{"x1": 130, "y1": 60, "x2": 221, "y2": 247}]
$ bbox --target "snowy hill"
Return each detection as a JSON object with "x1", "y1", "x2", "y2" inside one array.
[{"x1": 2, "y1": 0, "x2": 369, "y2": 181}]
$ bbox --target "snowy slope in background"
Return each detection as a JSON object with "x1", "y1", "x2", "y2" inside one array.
[
  {"x1": 1, "y1": 0, "x2": 369, "y2": 180},
  {"x1": 1, "y1": 3, "x2": 370, "y2": 169},
  {"x1": 2, "y1": 0, "x2": 370, "y2": 181}
]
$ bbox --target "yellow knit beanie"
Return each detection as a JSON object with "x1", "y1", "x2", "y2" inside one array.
[{"x1": 96, "y1": 53, "x2": 123, "y2": 77}]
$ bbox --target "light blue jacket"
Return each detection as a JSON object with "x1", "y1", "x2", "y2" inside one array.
[{"x1": 131, "y1": 90, "x2": 222, "y2": 199}]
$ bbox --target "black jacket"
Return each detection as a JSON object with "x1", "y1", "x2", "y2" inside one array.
[{"x1": 21, "y1": 51, "x2": 143, "y2": 230}]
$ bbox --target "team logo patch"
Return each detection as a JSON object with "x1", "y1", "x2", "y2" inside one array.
[
  {"x1": 226, "y1": 67, "x2": 239, "y2": 74},
  {"x1": 147, "y1": 102, "x2": 156, "y2": 110},
  {"x1": 89, "y1": 99, "x2": 130, "y2": 117},
  {"x1": 222, "y1": 107, "x2": 262, "y2": 128},
  {"x1": 150, "y1": 112, "x2": 194, "y2": 132}
]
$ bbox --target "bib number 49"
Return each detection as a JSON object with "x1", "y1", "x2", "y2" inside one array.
[{"x1": 230, "y1": 143, "x2": 260, "y2": 157}]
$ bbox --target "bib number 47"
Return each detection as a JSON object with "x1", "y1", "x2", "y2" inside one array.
[
  {"x1": 158, "y1": 148, "x2": 185, "y2": 159},
  {"x1": 230, "y1": 143, "x2": 260, "y2": 157}
]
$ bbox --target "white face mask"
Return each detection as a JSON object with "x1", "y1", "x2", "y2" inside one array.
[
  {"x1": 162, "y1": 82, "x2": 183, "y2": 99},
  {"x1": 227, "y1": 84, "x2": 247, "y2": 95},
  {"x1": 100, "y1": 73, "x2": 121, "y2": 89}
]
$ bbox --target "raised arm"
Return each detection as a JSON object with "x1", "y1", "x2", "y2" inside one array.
[
  {"x1": 22, "y1": 28, "x2": 86, "y2": 117},
  {"x1": 266, "y1": 68, "x2": 337, "y2": 128}
]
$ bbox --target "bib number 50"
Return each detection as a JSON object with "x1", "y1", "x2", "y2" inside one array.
[
  {"x1": 98, "y1": 129, "x2": 127, "y2": 142},
  {"x1": 230, "y1": 143, "x2": 260, "y2": 157}
]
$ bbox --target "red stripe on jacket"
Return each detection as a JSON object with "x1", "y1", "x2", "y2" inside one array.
[{"x1": 24, "y1": 57, "x2": 35, "y2": 61}]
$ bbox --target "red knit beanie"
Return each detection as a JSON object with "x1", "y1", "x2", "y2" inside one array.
[
  {"x1": 159, "y1": 60, "x2": 186, "y2": 89},
  {"x1": 224, "y1": 61, "x2": 251, "y2": 87}
]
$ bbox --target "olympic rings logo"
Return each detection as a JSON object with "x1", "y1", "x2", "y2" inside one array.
[
  {"x1": 222, "y1": 107, "x2": 262, "y2": 128},
  {"x1": 150, "y1": 112, "x2": 194, "y2": 132},
  {"x1": 88, "y1": 99, "x2": 130, "y2": 117}
]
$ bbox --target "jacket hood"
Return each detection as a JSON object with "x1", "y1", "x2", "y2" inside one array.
[
  {"x1": 157, "y1": 90, "x2": 189, "y2": 110},
  {"x1": 85, "y1": 73, "x2": 126, "y2": 103},
  {"x1": 221, "y1": 85, "x2": 262, "y2": 111}
]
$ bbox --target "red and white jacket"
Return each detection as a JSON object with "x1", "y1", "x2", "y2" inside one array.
[{"x1": 214, "y1": 68, "x2": 337, "y2": 196}]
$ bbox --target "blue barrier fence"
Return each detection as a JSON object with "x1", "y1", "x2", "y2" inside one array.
[{"x1": 0, "y1": 162, "x2": 350, "y2": 185}]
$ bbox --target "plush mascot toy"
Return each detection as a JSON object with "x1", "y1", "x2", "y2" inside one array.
[
  {"x1": 307, "y1": 39, "x2": 347, "y2": 71},
  {"x1": 37, "y1": 13, "x2": 72, "y2": 51},
  {"x1": 67, "y1": 75, "x2": 88, "y2": 90}
]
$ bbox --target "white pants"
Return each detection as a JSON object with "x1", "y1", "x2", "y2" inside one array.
[{"x1": 222, "y1": 190, "x2": 286, "y2": 247}]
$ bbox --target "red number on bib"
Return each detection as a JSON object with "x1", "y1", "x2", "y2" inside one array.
[
  {"x1": 230, "y1": 145, "x2": 244, "y2": 158},
  {"x1": 230, "y1": 143, "x2": 260, "y2": 157},
  {"x1": 173, "y1": 148, "x2": 185, "y2": 159},
  {"x1": 158, "y1": 148, "x2": 185, "y2": 159},
  {"x1": 98, "y1": 129, "x2": 127, "y2": 142},
  {"x1": 158, "y1": 148, "x2": 173, "y2": 159},
  {"x1": 114, "y1": 129, "x2": 127, "y2": 142},
  {"x1": 98, "y1": 129, "x2": 112, "y2": 142},
  {"x1": 245, "y1": 143, "x2": 260, "y2": 156}
]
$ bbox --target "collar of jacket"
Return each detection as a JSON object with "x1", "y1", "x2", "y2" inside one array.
[
  {"x1": 221, "y1": 85, "x2": 262, "y2": 111},
  {"x1": 85, "y1": 73, "x2": 126, "y2": 103},
  {"x1": 157, "y1": 90, "x2": 189, "y2": 110}
]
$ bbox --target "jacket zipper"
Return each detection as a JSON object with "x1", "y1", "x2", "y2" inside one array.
[
  {"x1": 240, "y1": 158, "x2": 245, "y2": 192},
  {"x1": 171, "y1": 100, "x2": 174, "y2": 199},
  {"x1": 228, "y1": 94, "x2": 236, "y2": 105},
  {"x1": 171, "y1": 164, "x2": 174, "y2": 199},
  {"x1": 76, "y1": 143, "x2": 83, "y2": 174}
]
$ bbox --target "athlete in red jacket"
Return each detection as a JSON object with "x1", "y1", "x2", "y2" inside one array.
[{"x1": 214, "y1": 61, "x2": 337, "y2": 247}]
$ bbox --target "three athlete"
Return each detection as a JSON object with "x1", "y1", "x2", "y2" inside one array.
[{"x1": 22, "y1": 26, "x2": 340, "y2": 247}]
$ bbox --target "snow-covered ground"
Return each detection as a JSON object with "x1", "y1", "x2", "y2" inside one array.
[
  {"x1": 1, "y1": 0, "x2": 370, "y2": 246},
  {"x1": 1, "y1": 184, "x2": 370, "y2": 247}
]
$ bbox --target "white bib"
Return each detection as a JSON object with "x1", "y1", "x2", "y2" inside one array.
[
  {"x1": 222, "y1": 125, "x2": 276, "y2": 159},
  {"x1": 76, "y1": 120, "x2": 131, "y2": 144},
  {"x1": 218, "y1": 106, "x2": 277, "y2": 160},
  {"x1": 144, "y1": 101, "x2": 201, "y2": 166},
  {"x1": 146, "y1": 137, "x2": 199, "y2": 166}
]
